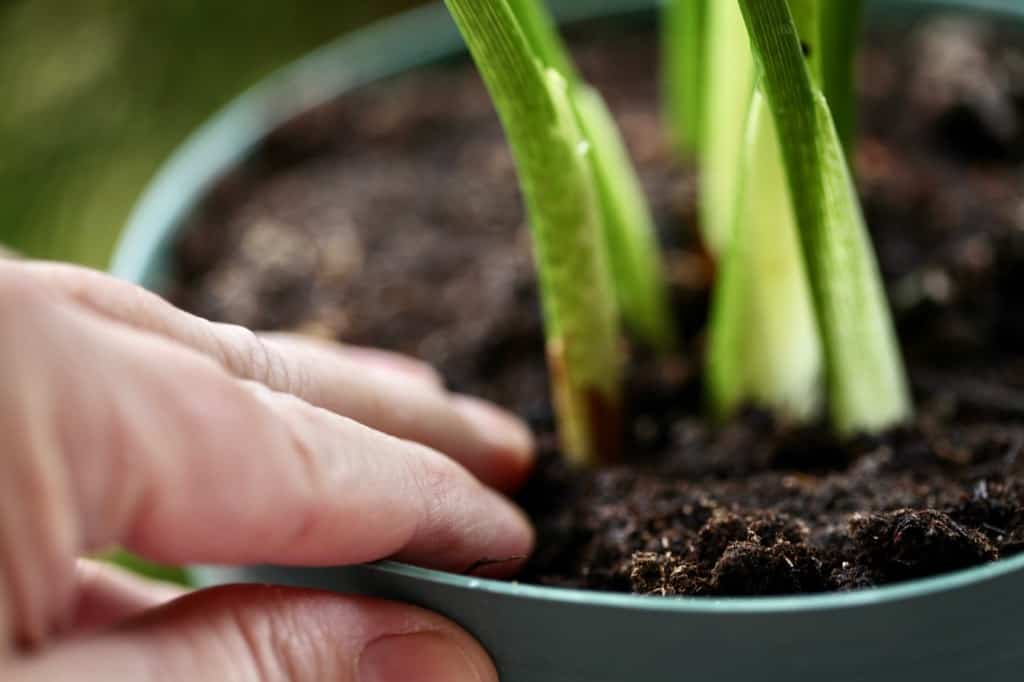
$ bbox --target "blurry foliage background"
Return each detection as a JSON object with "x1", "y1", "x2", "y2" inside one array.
[{"x1": 0, "y1": 0, "x2": 421, "y2": 267}]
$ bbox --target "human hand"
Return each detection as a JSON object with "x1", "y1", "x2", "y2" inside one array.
[{"x1": 0, "y1": 260, "x2": 536, "y2": 680}]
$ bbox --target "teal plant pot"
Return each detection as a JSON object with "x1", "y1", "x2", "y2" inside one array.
[{"x1": 112, "y1": 1, "x2": 1024, "y2": 680}]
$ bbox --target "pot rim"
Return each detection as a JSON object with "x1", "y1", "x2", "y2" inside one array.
[
  {"x1": 114, "y1": 0, "x2": 1024, "y2": 613},
  {"x1": 365, "y1": 550, "x2": 1024, "y2": 613}
]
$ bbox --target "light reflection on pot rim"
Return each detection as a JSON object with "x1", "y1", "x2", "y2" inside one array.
[{"x1": 114, "y1": 0, "x2": 1024, "y2": 612}]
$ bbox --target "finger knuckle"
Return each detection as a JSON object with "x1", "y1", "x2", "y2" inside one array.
[
  {"x1": 407, "y1": 448, "x2": 474, "y2": 550},
  {"x1": 228, "y1": 603, "x2": 291, "y2": 682},
  {"x1": 215, "y1": 324, "x2": 302, "y2": 395},
  {"x1": 412, "y1": 450, "x2": 461, "y2": 509},
  {"x1": 145, "y1": 586, "x2": 341, "y2": 681}
]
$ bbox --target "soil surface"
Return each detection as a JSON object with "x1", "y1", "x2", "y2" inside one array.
[{"x1": 170, "y1": 16, "x2": 1024, "y2": 596}]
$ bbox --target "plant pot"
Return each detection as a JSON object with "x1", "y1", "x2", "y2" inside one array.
[{"x1": 111, "y1": 1, "x2": 1024, "y2": 680}]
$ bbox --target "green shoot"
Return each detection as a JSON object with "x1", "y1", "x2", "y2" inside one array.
[
  {"x1": 789, "y1": 0, "x2": 824, "y2": 81},
  {"x1": 572, "y1": 87, "x2": 677, "y2": 350},
  {"x1": 698, "y1": 0, "x2": 755, "y2": 256},
  {"x1": 820, "y1": 0, "x2": 865, "y2": 155},
  {"x1": 663, "y1": 0, "x2": 708, "y2": 155},
  {"x1": 505, "y1": 0, "x2": 577, "y2": 80},
  {"x1": 737, "y1": 0, "x2": 912, "y2": 435},
  {"x1": 708, "y1": 0, "x2": 875, "y2": 424},
  {"x1": 707, "y1": 0, "x2": 827, "y2": 421},
  {"x1": 444, "y1": 0, "x2": 623, "y2": 464},
  {"x1": 707, "y1": 87, "x2": 822, "y2": 422},
  {"x1": 691, "y1": 0, "x2": 861, "y2": 255},
  {"x1": 789, "y1": 0, "x2": 864, "y2": 154},
  {"x1": 506, "y1": 0, "x2": 675, "y2": 351}
]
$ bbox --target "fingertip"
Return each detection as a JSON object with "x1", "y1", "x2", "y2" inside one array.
[
  {"x1": 452, "y1": 395, "x2": 536, "y2": 485},
  {"x1": 349, "y1": 596, "x2": 499, "y2": 682},
  {"x1": 453, "y1": 486, "x2": 536, "y2": 580},
  {"x1": 482, "y1": 494, "x2": 536, "y2": 579}
]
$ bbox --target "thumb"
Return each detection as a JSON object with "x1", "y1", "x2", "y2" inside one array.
[{"x1": 11, "y1": 585, "x2": 497, "y2": 682}]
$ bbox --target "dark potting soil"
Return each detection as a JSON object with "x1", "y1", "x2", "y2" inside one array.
[{"x1": 169, "y1": 16, "x2": 1024, "y2": 596}]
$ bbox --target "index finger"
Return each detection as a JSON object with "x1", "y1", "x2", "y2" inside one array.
[{"x1": 19, "y1": 262, "x2": 535, "y2": 491}]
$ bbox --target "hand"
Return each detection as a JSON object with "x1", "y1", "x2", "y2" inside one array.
[{"x1": 0, "y1": 260, "x2": 536, "y2": 681}]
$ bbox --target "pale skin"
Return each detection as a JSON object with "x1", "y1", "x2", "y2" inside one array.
[{"x1": 0, "y1": 259, "x2": 538, "y2": 681}]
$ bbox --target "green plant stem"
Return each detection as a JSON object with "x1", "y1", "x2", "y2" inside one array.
[
  {"x1": 789, "y1": 0, "x2": 863, "y2": 154},
  {"x1": 737, "y1": 0, "x2": 912, "y2": 435},
  {"x1": 445, "y1": 0, "x2": 623, "y2": 464},
  {"x1": 708, "y1": 0, "x2": 866, "y2": 422},
  {"x1": 505, "y1": 0, "x2": 577, "y2": 80},
  {"x1": 699, "y1": 0, "x2": 755, "y2": 256},
  {"x1": 572, "y1": 86, "x2": 677, "y2": 350},
  {"x1": 663, "y1": 0, "x2": 708, "y2": 155},
  {"x1": 821, "y1": 0, "x2": 864, "y2": 154},
  {"x1": 789, "y1": 0, "x2": 824, "y2": 82},
  {"x1": 506, "y1": 0, "x2": 675, "y2": 350},
  {"x1": 708, "y1": 87, "x2": 822, "y2": 422}
]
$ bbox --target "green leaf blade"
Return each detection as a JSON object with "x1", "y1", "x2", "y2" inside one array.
[
  {"x1": 505, "y1": 0, "x2": 577, "y2": 82},
  {"x1": 699, "y1": 0, "x2": 756, "y2": 256},
  {"x1": 821, "y1": 0, "x2": 864, "y2": 154},
  {"x1": 737, "y1": 0, "x2": 911, "y2": 435},
  {"x1": 663, "y1": 0, "x2": 709, "y2": 155},
  {"x1": 445, "y1": 0, "x2": 623, "y2": 464},
  {"x1": 504, "y1": 0, "x2": 675, "y2": 352},
  {"x1": 708, "y1": 87, "x2": 823, "y2": 422},
  {"x1": 807, "y1": 90, "x2": 911, "y2": 433},
  {"x1": 573, "y1": 85, "x2": 677, "y2": 351},
  {"x1": 536, "y1": 69, "x2": 625, "y2": 463}
]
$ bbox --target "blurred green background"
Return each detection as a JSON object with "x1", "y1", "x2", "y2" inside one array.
[{"x1": 0, "y1": 0, "x2": 421, "y2": 267}]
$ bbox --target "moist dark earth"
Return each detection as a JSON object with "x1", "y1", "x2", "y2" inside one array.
[{"x1": 170, "y1": 17, "x2": 1024, "y2": 596}]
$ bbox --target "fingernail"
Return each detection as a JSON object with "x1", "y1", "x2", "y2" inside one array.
[
  {"x1": 453, "y1": 396, "x2": 535, "y2": 461},
  {"x1": 358, "y1": 631, "x2": 494, "y2": 682}
]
